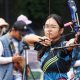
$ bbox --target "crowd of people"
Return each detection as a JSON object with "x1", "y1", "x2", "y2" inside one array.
[{"x1": 0, "y1": 14, "x2": 80, "y2": 80}]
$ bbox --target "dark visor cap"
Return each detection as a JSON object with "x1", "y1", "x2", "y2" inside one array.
[{"x1": 13, "y1": 21, "x2": 28, "y2": 31}]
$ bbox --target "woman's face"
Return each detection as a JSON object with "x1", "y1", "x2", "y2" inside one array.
[{"x1": 44, "y1": 18, "x2": 63, "y2": 40}]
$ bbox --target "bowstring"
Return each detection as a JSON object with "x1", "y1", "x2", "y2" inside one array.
[{"x1": 48, "y1": 0, "x2": 62, "y2": 77}]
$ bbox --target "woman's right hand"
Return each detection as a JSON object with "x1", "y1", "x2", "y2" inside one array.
[{"x1": 39, "y1": 36, "x2": 52, "y2": 46}]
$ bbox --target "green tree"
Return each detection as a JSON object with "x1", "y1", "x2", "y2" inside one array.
[{"x1": 4, "y1": 0, "x2": 80, "y2": 34}]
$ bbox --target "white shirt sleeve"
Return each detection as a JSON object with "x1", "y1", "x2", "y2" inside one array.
[{"x1": 0, "y1": 41, "x2": 12, "y2": 64}]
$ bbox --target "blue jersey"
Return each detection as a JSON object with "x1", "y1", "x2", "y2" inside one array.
[{"x1": 35, "y1": 38, "x2": 76, "y2": 80}]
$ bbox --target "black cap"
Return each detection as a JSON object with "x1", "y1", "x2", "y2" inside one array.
[{"x1": 13, "y1": 21, "x2": 28, "y2": 31}]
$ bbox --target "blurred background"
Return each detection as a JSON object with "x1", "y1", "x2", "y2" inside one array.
[{"x1": 0, "y1": 0, "x2": 80, "y2": 35}]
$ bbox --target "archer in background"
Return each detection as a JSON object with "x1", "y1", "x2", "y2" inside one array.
[
  {"x1": 17, "y1": 14, "x2": 35, "y2": 35},
  {"x1": 0, "y1": 18, "x2": 9, "y2": 36},
  {"x1": 0, "y1": 21, "x2": 28, "y2": 80}
]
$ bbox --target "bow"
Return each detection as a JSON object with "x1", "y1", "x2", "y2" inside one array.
[{"x1": 67, "y1": 0, "x2": 80, "y2": 32}]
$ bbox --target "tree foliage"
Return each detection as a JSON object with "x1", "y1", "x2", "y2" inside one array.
[
  {"x1": 1, "y1": 0, "x2": 79, "y2": 33},
  {"x1": 13, "y1": 0, "x2": 73, "y2": 29}
]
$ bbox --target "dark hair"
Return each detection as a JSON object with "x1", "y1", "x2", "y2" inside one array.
[{"x1": 47, "y1": 14, "x2": 64, "y2": 28}]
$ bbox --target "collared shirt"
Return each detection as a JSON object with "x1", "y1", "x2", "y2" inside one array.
[
  {"x1": 0, "y1": 41, "x2": 12, "y2": 64},
  {"x1": 0, "y1": 35, "x2": 22, "y2": 65}
]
